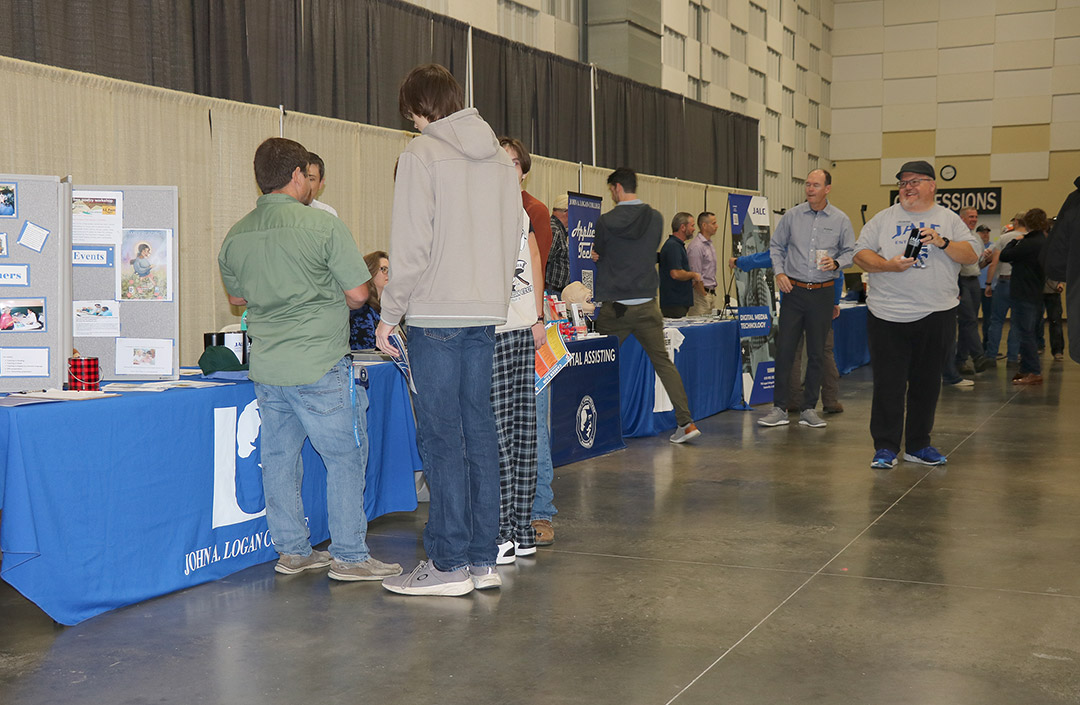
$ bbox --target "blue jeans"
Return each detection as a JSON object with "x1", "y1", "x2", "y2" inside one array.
[
  {"x1": 1011, "y1": 299, "x2": 1042, "y2": 375},
  {"x1": 531, "y1": 384, "x2": 558, "y2": 522},
  {"x1": 955, "y1": 276, "x2": 982, "y2": 363},
  {"x1": 984, "y1": 279, "x2": 1019, "y2": 360},
  {"x1": 409, "y1": 326, "x2": 500, "y2": 571},
  {"x1": 253, "y1": 357, "x2": 370, "y2": 563}
]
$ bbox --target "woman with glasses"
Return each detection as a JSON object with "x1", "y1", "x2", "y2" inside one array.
[{"x1": 348, "y1": 250, "x2": 389, "y2": 349}]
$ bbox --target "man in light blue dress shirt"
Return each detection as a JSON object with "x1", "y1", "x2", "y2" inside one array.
[{"x1": 758, "y1": 169, "x2": 855, "y2": 430}]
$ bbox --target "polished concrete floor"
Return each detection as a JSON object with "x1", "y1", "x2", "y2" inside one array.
[{"x1": 2, "y1": 352, "x2": 1079, "y2": 704}]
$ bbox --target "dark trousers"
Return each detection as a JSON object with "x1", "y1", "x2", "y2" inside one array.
[
  {"x1": 660, "y1": 305, "x2": 689, "y2": 318},
  {"x1": 867, "y1": 308, "x2": 954, "y2": 454},
  {"x1": 1012, "y1": 299, "x2": 1042, "y2": 375},
  {"x1": 773, "y1": 286, "x2": 833, "y2": 410},
  {"x1": 788, "y1": 327, "x2": 840, "y2": 408},
  {"x1": 955, "y1": 276, "x2": 982, "y2": 363},
  {"x1": 1037, "y1": 292, "x2": 1064, "y2": 356}
]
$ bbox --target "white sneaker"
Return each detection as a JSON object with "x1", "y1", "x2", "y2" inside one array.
[{"x1": 496, "y1": 540, "x2": 516, "y2": 565}]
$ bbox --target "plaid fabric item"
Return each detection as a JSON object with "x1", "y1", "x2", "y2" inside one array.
[
  {"x1": 68, "y1": 356, "x2": 100, "y2": 390},
  {"x1": 491, "y1": 328, "x2": 539, "y2": 548},
  {"x1": 545, "y1": 216, "x2": 570, "y2": 294}
]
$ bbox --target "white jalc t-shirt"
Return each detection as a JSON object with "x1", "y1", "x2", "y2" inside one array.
[{"x1": 854, "y1": 203, "x2": 979, "y2": 323}]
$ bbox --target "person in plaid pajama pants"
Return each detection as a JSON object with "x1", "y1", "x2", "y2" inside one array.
[{"x1": 493, "y1": 138, "x2": 547, "y2": 565}]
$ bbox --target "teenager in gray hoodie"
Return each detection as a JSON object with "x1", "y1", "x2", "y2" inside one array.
[{"x1": 377, "y1": 64, "x2": 521, "y2": 597}]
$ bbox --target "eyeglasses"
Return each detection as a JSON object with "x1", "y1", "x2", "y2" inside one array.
[
  {"x1": 379, "y1": 266, "x2": 389, "y2": 274},
  {"x1": 897, "y1": 178, "x2": 932, "y2": 188}
]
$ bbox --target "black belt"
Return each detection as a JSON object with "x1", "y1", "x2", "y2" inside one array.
[
  {"x1": 960, "y1": 275, "x2": 979, "y2": 280},
  {"x1": 703, "y1": 287, "x2": 716, "y2": 295}
]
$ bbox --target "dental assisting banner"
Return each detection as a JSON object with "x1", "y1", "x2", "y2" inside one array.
[
  {"x1": 567, "y1": 191, "x2": 602, "y2": 300},
  {"x1": 728, "y1": 194, "x2": 778, "y2": 406}
]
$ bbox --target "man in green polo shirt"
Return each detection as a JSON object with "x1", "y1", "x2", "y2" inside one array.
[{"x1": 217, "y1": 137, "x2": 401, "y2": 582}]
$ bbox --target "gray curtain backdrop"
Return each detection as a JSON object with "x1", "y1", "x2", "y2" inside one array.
[{"x1": 0, "y1": 0, "x2": 756, "y2": 189}]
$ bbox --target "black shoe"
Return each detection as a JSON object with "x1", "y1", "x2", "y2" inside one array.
[{"x1": 974, "y1": 356, "x2": 996, "y2": 372}]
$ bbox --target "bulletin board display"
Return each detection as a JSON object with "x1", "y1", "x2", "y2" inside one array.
[
  {"x1": 0, "y1": 174, "x2": 72, "y2": 392},
  {"x1": 71, "y1": 185, "x2": 179, "y2": 381}
]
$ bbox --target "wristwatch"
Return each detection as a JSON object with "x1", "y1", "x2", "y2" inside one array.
[{"x1": 937, "y1": 237, "x2": 950, "y2": 250}]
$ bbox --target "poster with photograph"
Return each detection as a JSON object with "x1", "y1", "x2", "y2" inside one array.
[
  {"x1": 74, "y1": 299, "x2": 121, "y2": 337},
  {"x1": 0, "y1": 232, "x2": 8, "y2": 256},
  {"x1": 115, "y1": 337, "x2": 174, "y2": 376},
  {"x1": 72, "y1": 190, "x2": 123, "y2": 245},
  {"x1": 0, "y1": 183, "x2": 15, "y2": 218},
  {"x1": 117, "y1": 228, "x2": 172, "y2": 301},
  {"x1": 0, "y1": 297, "x2": 46, "y2": 332}
]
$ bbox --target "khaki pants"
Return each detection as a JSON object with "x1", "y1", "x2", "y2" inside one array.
[{"x1": 688, "y1": 289, "x2": 715, "y2": 317}]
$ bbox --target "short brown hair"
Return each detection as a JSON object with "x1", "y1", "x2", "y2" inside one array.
[
  {"x1": 1022, "y1": 207, "x2": 1049, "y2": 233},
  {"x1": 254, "y1": 137, "x2": 309, "y2": 194},
  {"x1": 498, "y1": 136, "x2": 532, "y2": 176},
  {"x1": 399, "y1": 64, "x2": 464, "y2": 123}
]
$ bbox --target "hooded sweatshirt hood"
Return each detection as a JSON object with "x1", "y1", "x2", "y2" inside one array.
[{"x1": 423, "y1": 108, "x2": 501, "y2": 161}]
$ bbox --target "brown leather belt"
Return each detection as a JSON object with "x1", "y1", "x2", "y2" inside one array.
[{"x1": 788, "y1": 278, "x2": 834, "y2": 290}]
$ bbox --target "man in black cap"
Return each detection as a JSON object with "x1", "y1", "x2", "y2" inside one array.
[{"x1": 853, "y1": 160, "x2": 980, "y2": 470}]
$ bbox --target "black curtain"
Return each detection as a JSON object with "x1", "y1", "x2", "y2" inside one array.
[
  {"x1": 471, "y1": 30, "x2": 591, "y2": 164},
  {"x1": 0, "y1": 0, "x2": 756, "y2": 188}
]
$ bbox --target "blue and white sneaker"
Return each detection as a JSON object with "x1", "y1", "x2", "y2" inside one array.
[
  {"x1": 870, "y1": 448, "x2": 898, "y2": 469},
  {"x1": 903, "y1": 446, "x2": 947, "y2": 465}
]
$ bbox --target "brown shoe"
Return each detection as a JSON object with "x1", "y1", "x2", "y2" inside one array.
[
  {"x1": 1012, "y1": 373, "x2": 1043, "y2": 385},
  {"x1": 1054, "y1": 353, "x2": 1064, "y2": 361},
  {"x1": 531, "y1": 519, "x2": 554, "y2": 546},
  {"x1": 823, "y1": 403, "x2": 844, "y2": 414}
]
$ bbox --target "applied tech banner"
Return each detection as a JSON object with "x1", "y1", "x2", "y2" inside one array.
[
  {"x1": 728, "y1": 193, "x2": 777, "y2": 406},
  {"x1": 567, "y1": 191, "x2": 602, "y2": 300}
]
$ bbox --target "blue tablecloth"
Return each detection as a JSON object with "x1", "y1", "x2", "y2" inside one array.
[
  {"x1": 0, "y1": 363, "x2": 420, "y2": 625},
  {"x1": 833, "y1": 304, "x2": 871, "y2": 375},
  {"x1": 619, "y1": 319, "x2": 744, "y2": 437}
]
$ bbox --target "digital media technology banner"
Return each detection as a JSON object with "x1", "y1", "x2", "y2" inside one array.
[
  {"x1": 567, "y1": 191, "x2": 602, "y2": 300},
  {"x1": 727, "y1": 193, "x2": 777, "y2": 406}
]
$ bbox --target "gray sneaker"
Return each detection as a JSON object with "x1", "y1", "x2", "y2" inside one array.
[
  {"x1": 382, "y1": 561, "x2": 475, "y2": 596},
  {"x1": 468, "y1": 565, "x2": 502, "y2": 590},
  {"x1": 275, "y1": 549, "x2": 332, "y2": 575},
  {"x1": 328, "y1": 557, "x2": 403, "y2": 582},
  {"x1": 757, "y1": 406, "x2": 789, "y2": 427},
  {"x1": 799, "y1": 408, "x2": 827, "y2": 428}
]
